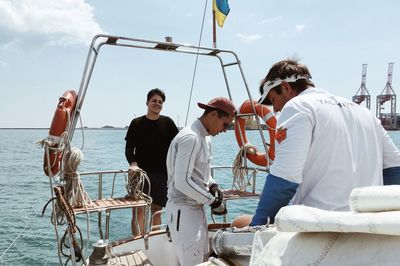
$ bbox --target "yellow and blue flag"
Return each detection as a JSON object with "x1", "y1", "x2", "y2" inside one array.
[{"x1": 213, "y1": 0, "x2": 230, "y2": 27}]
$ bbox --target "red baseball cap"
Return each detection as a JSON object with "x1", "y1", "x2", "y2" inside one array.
[{"x1": 198, "y1": 97, "x2": 236, "y2": 116}]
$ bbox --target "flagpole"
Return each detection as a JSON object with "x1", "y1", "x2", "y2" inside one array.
[{"x1": 212, "y1": 9, "x2": 217, "y2": 48}]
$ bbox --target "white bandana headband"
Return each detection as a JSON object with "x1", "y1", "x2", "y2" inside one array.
[{"x1": 258, "y1": 74, "x2": 309, "y2": 104}]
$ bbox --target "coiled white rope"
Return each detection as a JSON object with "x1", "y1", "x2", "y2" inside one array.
[
  {"x1": 61, "y1": 145, "x2": 93, "y2": 251},
  {"x1": 232, "y1": 145, "x2": 251, "y2": 191},
  {"x1": 62, "y1": 147, "x2": 90, "y2": 208},
  {"x1": 126, "y1": 169, "x2": 153, "y2": 236},
  {"x1": 126, "y1": 169, "x2": 152, "y2": 205}
]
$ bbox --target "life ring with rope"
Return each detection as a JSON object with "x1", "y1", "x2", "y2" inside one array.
[
  {"x1": 43, "y1": 90, "x2": 77, "y2": 177},
  {"x1": 234, "y1": 99, "x2": 276, "y2": 166}
]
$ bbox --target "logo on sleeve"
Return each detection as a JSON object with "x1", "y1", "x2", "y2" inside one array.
[{"x1": 275, "y1": 127, "x2": 287, "y2": 144}]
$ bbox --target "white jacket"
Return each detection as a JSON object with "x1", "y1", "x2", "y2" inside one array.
[{"x1": 166, "y1": 119, "x2": 216, "y2": 206}]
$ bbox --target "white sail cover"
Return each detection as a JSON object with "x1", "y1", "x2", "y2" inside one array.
[
  {"x1": 250, "y1": 231, "x2": 400, "y2": 266},
  {"x1": 274, "y1": 205, "x2": 400, "y2": 235},
  {"x1": 250, "y1": 185, "x2": 400, "y2": 265},
  {"x1": 349, "y1": 185, "x2": 400, "y2": 212}
]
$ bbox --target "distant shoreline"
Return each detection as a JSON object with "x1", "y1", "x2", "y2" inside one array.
[
  {"x1": 0, "y1": 127, "x2": 243, "y2": 130},
  {"x1": 0, "y1": 127, "x2": 128, "y2": 130}
]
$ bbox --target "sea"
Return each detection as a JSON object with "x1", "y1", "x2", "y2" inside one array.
[{"x1": 1, "y1": 129, "x2": 400, "y2": 265}]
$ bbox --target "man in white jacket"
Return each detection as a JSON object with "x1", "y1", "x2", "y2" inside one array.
[
  {"x1": 250, "y1": 58, "x2": 400, "y2": 226},
  {"x1": 166, "y1": 97, "x2": 236, "y2": 265}
]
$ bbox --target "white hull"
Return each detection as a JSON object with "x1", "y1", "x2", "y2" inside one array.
[{"x1": 109, "y1": 231, "x2": 179, "y2": 266}]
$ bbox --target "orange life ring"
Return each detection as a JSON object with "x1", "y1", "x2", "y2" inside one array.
[
  {"x1": 234, "y1": 99, "x2": 276, "y2": 166},
  {"x1": 43, "y1": 90, "x2": 77, "y2": 177}
]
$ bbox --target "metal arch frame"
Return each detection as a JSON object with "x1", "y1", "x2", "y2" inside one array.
[{"x1": 67, "y1": 34, "x2": 270, "y2": 164}]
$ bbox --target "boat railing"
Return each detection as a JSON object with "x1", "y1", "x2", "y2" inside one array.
[
  {"x1": 71, "y1": 164, "x2": 268, "y2": 236},
  {"x1": 149, "y1": 210, "x2": 168, "y2": 232},
  {"x1": 210, "y1": 165, "x2": 268, "y2": 223},
  {"x1": 79, "y1": 169, "x2": 128, "y2": 200},
  {"x1": 74, "y1": 169, "x2": 151, "y2": 240}
]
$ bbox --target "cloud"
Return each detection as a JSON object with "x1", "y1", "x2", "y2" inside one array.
[
  {"x1": 260, "y1": 16, "x2": 283, "y2": 24},
  {"x1": 0, "y1": 60, "x2": 7, "y2": 68},
  {"x1": 0, "y1": 0, "x2": 103, "y2": 47},
  {"x1": 0, "y1": 39, "x2": 21, "y2": 51},
  {"x1": 237, "y1": 33, "x2": 262, "y2": 43},
  {"x1": 295, "y1": 24, "x2": 306, "y2": 33}
]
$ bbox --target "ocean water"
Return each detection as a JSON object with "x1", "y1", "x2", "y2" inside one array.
[
  {"x1": 0, "y1": 129, "x2": 264, "y2": 265},
  {"x1": 1, "y1": 129, "x2": 400, "y2": 265}
]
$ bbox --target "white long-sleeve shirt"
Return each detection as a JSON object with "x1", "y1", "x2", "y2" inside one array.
[
  {"x1": 166, "y1": 119, "x2": 216, "y2": 205},
  {"x1": 271, "y1": 88, "x2": 400, "y2": 211}
]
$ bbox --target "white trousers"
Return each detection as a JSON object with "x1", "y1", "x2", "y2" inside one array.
[{"x1": 166, "y1": 202, "x2": 209, "y2": 266}]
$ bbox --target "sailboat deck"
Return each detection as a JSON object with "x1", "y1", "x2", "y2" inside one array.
[
  {"x1": 73, "y1": 197, "x2": 148, "y2": 215},
  {"x1": 108, "y1": 250, "x2": 153, "y2": 266}
]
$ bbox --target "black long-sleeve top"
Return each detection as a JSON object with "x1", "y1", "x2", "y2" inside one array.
[{"x1": 125, "y1": 115, "x2": 179, "y2": 174}]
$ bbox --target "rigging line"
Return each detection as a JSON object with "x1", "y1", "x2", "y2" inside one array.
[
  {"x1": 78, "y1": 111, "x2": 85, "y2": 150},
  {"x1": 0, "y1": 210, "x2": 41, "y2": 260},
  {"x1": 184, "y1": 0, "x2": 209, "y2": 127},
  {"x1": 43, "y1": 242, "x2": 58, "y2": 266}
]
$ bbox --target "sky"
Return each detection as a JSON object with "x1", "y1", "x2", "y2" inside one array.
[{"x1": 1, "y1": 0, "x2": 400, "y2": 128}]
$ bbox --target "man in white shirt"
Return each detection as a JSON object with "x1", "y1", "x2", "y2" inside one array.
[
  {"x1": 250, "y1": 58, "x2": 400, "y2": 226},
  {"x1": 166, "y1": 97, "x2": 236, "y2": 265}
]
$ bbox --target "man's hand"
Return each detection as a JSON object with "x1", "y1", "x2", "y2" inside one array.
[{"x1": 128, "y1": 162, "x2": 140, "y2": 176}]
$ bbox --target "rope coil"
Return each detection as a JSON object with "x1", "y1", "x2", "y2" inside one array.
[
  {"x1": 126, "y1": 169, "x2": 152, "y2": 205},
  {"x1": 232, "y1": 145, "x2": 257, "y2": 191},
  {"x1": 62, "y1": 147, "x2": 91, "y2": 208},
  {"x1": 232, "y1": 146, "x2": 248, "y2": 187}
]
